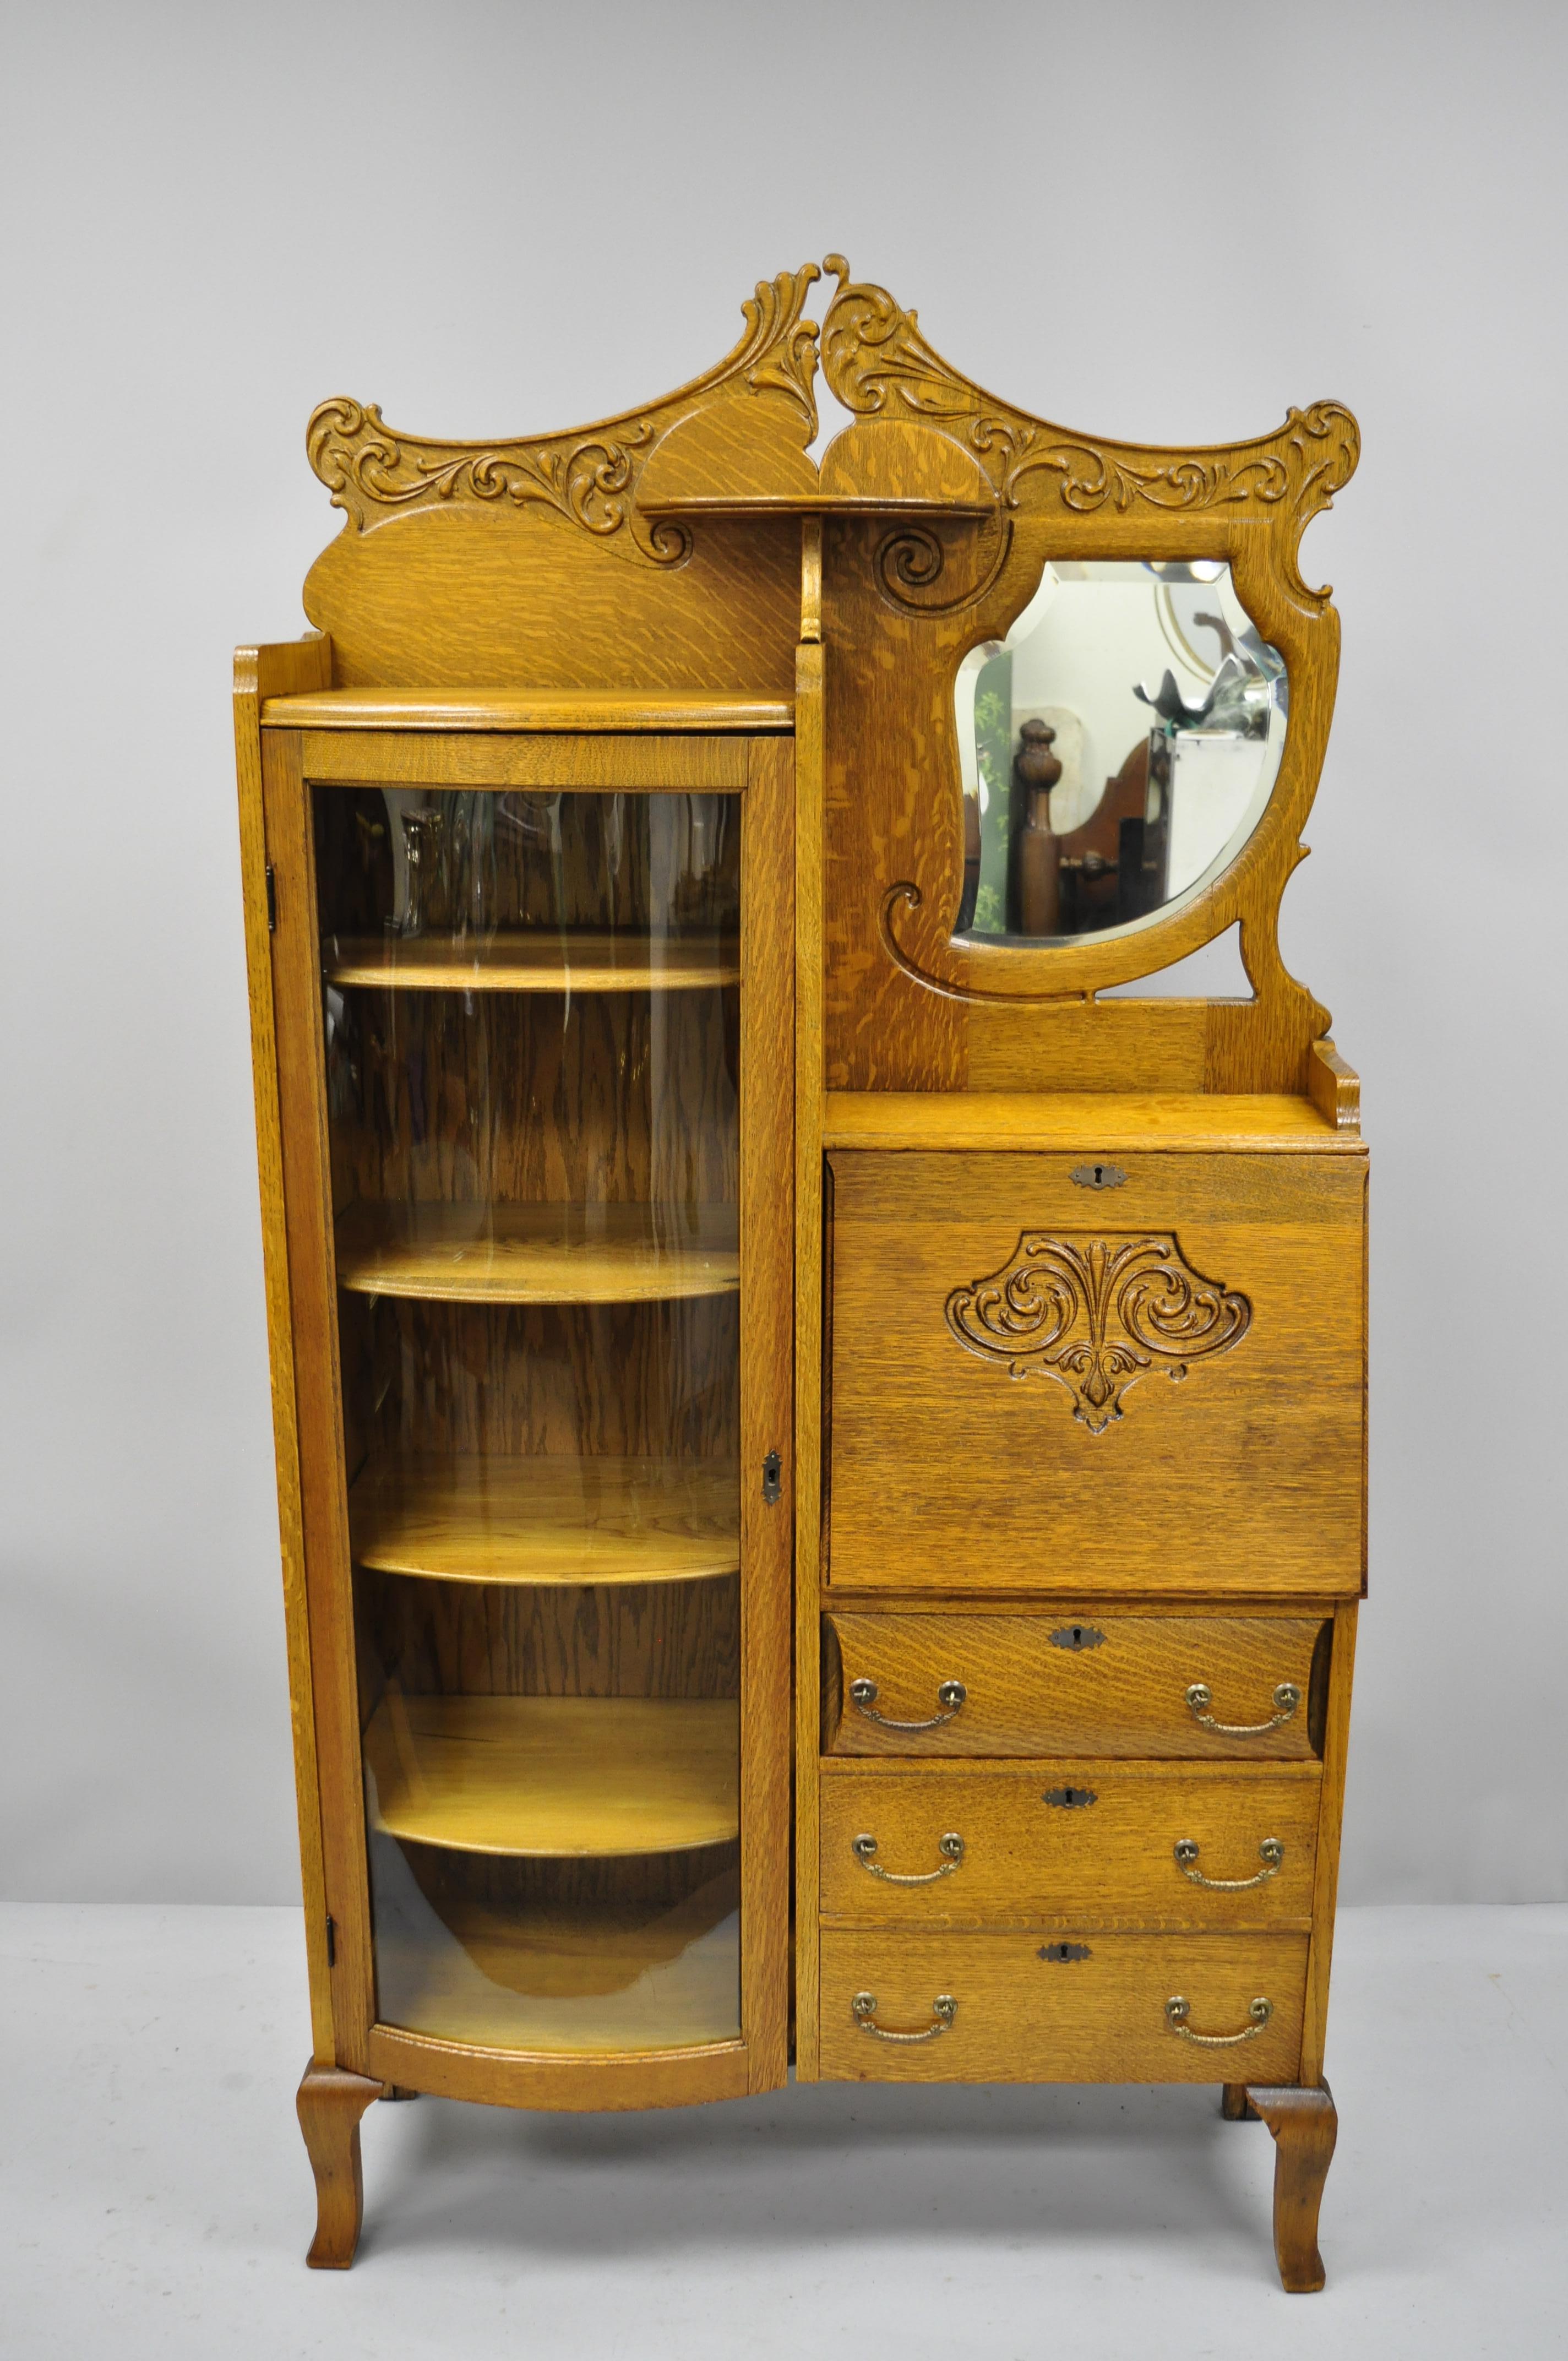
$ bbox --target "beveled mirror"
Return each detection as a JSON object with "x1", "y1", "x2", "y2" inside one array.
[{"x1": 955, "y1": 559, "x2": 1286, "y2": 943}]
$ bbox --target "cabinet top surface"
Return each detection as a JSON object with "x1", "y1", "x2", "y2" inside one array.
[
  {"x1": 260, "y1": 689, "x2": 795, "y2": 734},
  {"x1": 824, "y1": 1092, "x2": 1363, "y2": 1153}
]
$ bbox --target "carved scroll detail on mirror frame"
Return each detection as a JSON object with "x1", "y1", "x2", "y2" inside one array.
[
  {"x1": 307, "y1": 265, "x2": 824, "y2": 562},
  {"x1": 944, "y1": 1231, "x2": 1252, "y2": 1434}
]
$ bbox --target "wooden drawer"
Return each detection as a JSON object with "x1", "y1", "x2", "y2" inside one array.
[
  {"x1": 818, "y1": 1929, "x2": 1308, "y2": 2082},
  {"x1": 824, "y1": 1612, "x2": 1327, "y2": 1759},
  {"x1": 819, "y1": 1762, "x2": 1320, "y2": 1928},
  {"x1": 825, "y1": 1149, "x2": 1366, "y2": 1593}
]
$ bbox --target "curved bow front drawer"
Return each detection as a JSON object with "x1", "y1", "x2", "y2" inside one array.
[
  {"x1": 824, "y1": 1612, "x2": 1328, "y2": 1758},
  {"x1": 825, "y1": 1149, "x2": 1366, "y2": 1595},
  {"x1": 819, "y1": 1929, "x2": 1309, "y2": 2082},
  {"x1": 819, "y1": 1761, "x2": 1320, "y2": 1928}
]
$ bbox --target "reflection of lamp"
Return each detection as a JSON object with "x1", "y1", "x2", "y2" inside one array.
[
  {"x1": 1135, "y1": 657, "x2": 1270, "y2": 740},
  {"x1": 1011, "y1": 719, "x2": 1063, "y2": 937}
]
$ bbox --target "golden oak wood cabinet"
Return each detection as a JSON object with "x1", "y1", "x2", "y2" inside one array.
[{"x1": 236, "y1": 258, "x2": 1364, "y2": 2290}]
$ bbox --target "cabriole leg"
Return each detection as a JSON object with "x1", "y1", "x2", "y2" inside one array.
[
  {"x1": 1244, "y1": 2081, "x2": 1338, "y2": 2293},
  {"x1": 1221, "y1": 2082, "x2": 1259, "y2": 2121},
  {"x1": 296, "y1": 2061, "x2": 383, "y2": 2268}
]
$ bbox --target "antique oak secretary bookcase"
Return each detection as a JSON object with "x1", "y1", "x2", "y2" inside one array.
[{"x1": 236, "y1": 259, "x2": 1364, "y2": 2290}]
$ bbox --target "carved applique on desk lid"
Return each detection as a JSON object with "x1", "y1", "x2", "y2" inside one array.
[{"x1": 944, "y1": 1231, "x2": 1251, "y2": 1434}]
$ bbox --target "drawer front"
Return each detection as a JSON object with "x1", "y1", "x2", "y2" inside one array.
[
  {"x1": 826, "y1": 1149, "x2": 1365, "y2": 1593},
  {"x1": 819, "y1": 1929, "x2": 1308, "y2": 2082},
  {"x1": 819, "y1": 1763, "x2": 1320, "y2": 1928},
  {"x1": 825, "y1": 1613, "x2": 1327, "y2": 1759}
]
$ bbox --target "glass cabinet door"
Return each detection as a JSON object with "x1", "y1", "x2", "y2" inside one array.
[{"x1": 299, "y1": 775, "x2": 767, "y2": 2060}]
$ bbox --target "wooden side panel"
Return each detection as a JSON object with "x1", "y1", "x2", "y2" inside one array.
[
  {"x1": 1299, "y1": 1602, "x2": 1358, "y2": 2082},
  {"x1": 819, "y1": 1761, "x2": 1320, "y2": 1930},
  {"x1": 738, "y1": 736, "x2": 796, "y2": 2091},
  {"x1": 827, "y1": 1150, "x2": 1366, "y2": 1593},
  {"x1": 818, "y1": 1929, "x2": 1308, "y2": 2083},
  {"x1": 793, "y1": 630, "x2": 826, "y2": 2080},
  {"x1": 262, "y1": 728, "x2": 374, "y2": 2068},
  {"x1": 235, "y1": 638, "x2": 336, "y2": 2063}
]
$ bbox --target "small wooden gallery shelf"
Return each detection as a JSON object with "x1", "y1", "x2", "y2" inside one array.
[
  {"x1": 242, "y1": 255, "x2": 1362, "y2": 2287},
  {"x1": 364, "y1": 1695, "x2": 741, "y2": 1857},
  {"x1": 333, "y1": 1201, "x2": 740, "y2": 1304},
  {"x1": 349, "y1": 1455, "x2": 739, "y2": 1587},
  {"x1": 324, "y1": 932, "x2": 739, "y2": 994}
]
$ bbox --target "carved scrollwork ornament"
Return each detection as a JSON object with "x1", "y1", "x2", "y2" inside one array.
[
  {"x1": 944, "y1": 1232, "x2": 1252, "y2": 1432},
  {"x1": 820, "y1": 254, "x2": 1358, "y2": 617},
  {"x1": 307, "y1": 263, "x2": 826, "y2": 564}
]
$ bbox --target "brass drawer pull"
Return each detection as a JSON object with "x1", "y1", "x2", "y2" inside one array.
[
  {"x1": 1174, "y1": 1837, "x2": 1284, "y2": 1890},
  {"x1": 852, "y1": 1990, "x2": 957, "y2": 2043},
  {"x1": 1185, "y1": 1680, "x2": 1300, "y2": 1737},
  {"x1": 853, "y1": 1831, "x2": 965, "y2": 1883},
  {"x1": 848, "y1": 1677, "x2": 967, "y2": 1731},
  {"x1": 1165, "y1": 1995, "x2": 1273, "y2": 2046}
]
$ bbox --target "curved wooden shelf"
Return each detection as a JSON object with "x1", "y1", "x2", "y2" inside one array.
[
  {"x1": 350, "y1": 1454, "x2": 739, "y2": 1586},
  {"x1": 324, "y1": 932, "x2": 739, "y2": 994},
  {"x1": 372, "y1": 1872, "x2": 741, "y2": 2054},
  {"x1": 364, "y1": 1694, "x2": 739, "y2": 1857},
  {"x1": 334, "y1": 1201, "x2": 739, "y2": 1304}
]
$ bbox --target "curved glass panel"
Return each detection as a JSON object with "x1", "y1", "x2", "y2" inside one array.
[
  {"x1": 315, "y1": 785, "x2": 742, "y2": 2053},
  {"x1": 954, "y1": 560, "x2": 1285, "y2": 943}
]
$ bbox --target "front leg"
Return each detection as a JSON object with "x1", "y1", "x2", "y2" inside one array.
[
  {"x1": 1243, "y1": 2081, "x2": 1338, "y2": 2292},
  {"x1": 296, "y1": 2062, "x2": 383, "y2": 2268}
]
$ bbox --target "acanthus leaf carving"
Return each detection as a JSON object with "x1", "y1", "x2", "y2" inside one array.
[
  {"x1": 306, "y1": 401, "x2": 677, "y2": 555},
  {"x1": 944, "y1": 1231, "x2": 1251, "y2": 1433},
  {"x1": 820, "y1": 256, "x2": 1359, "y2": 536},
  {"x1": 307, "y1": 263, "x2": 823, "y2": 561}
]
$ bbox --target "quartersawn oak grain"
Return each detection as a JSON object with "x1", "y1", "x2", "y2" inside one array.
[
  {"x1": 818, "y1": 1929, "x2": 1308, "y2": 2083},
  {"x1": 825, "y1": 1149, "x2": 1366, "y2": 1594},
  {"x1": 819, "y1": 1761, "x2": 1320, "y2": 1929},
  {"x1": 824, "y1": 1613, "x2": 1326, "y2": 1759},
  {"x1": 242, "y1": 259, "x2": 1360, "y2": 2292}
]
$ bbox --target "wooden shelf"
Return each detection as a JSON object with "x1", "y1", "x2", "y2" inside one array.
[
  {"x1": 324, "y1": 932, "x2": 739, "y2": 994},
  {"x1": 371, "y1": 1870, "x2": 741, "y2": 2052},
  {"x1": 334, "y1": 1201, "x2": 739, "y2": 1303},
  {"x1": 261, "y1": 688, "x2": 793, "y2": 733},
  {"x1": 350, "y1": 1454, "x2": 739, "y2": 1586},
  {"x1": 823, "y1": 1091, "x2": 1355, "y2": 1154},
  {"x1": 364, "y1": 1694, "x2": 739, "y2": 1857}
]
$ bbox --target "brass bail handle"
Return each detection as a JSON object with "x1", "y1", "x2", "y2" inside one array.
[
  {"x1": 852, "y1": 1992, "x2": 957, "y2": 2043},
  {"x1": 853, "y1": 1832, "x2": 965, "y2": 1884},
  {"x1": 1173, "y1": 1837, "x2": 1284, "y2": 1890},
  {"x1": 1185, "y1": 1680, "x2": 1300, "y2": 1737},
  {"x1": 849, "y1": 1677, "x2": 967, "y2": 1732},
  {"x1": 1165, "y1": 1995, "x2": 1273, "y2": 2046}
]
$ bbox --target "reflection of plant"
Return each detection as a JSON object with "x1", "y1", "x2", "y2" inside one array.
[
  {"x1": 972, "y1": 882, "x2": 1004, "y2": 934},
  {"x1": 973, "y1": 684, "x2": 1010, "y2": 796}
]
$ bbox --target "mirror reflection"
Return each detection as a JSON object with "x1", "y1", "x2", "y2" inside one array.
[{"x1": 955, "y1": 561, "x2": 1286, "y2": 942}]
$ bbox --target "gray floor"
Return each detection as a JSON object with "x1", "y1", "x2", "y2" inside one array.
[{"x1": 2, "y1": 1903, "x2": 1562, "y2": 2359}]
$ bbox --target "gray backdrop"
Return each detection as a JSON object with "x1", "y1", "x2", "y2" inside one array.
[{"x1": 3, "y1": 0, "x2": 1563, "y2": 1908}]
